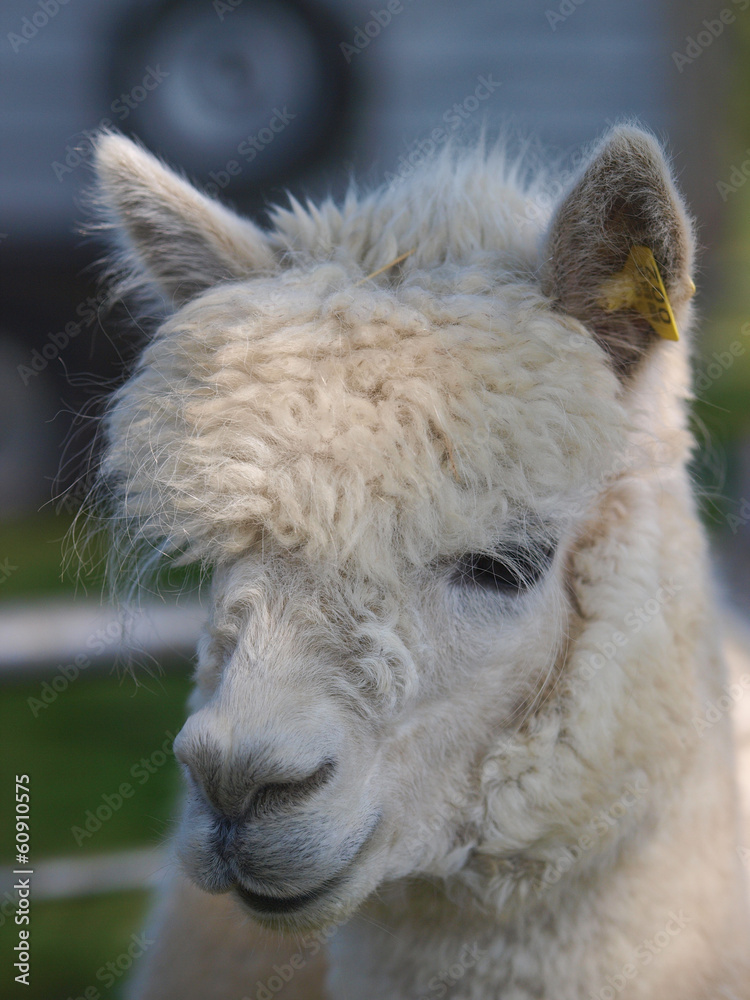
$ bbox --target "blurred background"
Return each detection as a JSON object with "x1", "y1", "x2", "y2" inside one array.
[{"x1": 1, "y1": 0, "x2": 749, "y2": 995}]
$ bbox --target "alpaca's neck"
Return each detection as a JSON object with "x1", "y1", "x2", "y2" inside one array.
[
  {"x1": 328, "y1": 792, "x2": 745, "y2": 1000},
  {"x1": 329, "y1": 877, "x2": 614, "y2": 998}
]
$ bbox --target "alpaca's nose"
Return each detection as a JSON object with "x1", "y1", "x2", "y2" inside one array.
[
  {"x1": 173, "y1": 712, "x2": 338, "y2": 820},
  {"x1": 211, "y1": 759, "x2": 336, "y2": 832}
]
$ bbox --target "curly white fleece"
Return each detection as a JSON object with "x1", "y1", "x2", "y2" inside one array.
[
  {"x1": 101, "y1": 264, "x2": 628, "y2": 577},
  {"x1": 92, "y1": 132, "x2": 750, "y2": 1000}
]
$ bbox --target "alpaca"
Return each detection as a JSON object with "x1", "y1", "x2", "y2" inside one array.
[{"x1": 89, "y1": 125, "x2": 750, "y2": 999}]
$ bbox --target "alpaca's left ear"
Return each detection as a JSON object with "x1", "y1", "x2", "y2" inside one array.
[
  {"x1": 94, "y1": 133, "x2": 276, "y2": 308},
  {"x1": 541, "y1": 126, "x2": 696, "y2": 379}
]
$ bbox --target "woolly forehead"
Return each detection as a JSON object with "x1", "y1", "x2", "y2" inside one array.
[{"x1": 102, "y1": 269, "x2": 627, "y2": 572}]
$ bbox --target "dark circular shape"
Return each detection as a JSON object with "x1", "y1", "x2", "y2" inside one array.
[{"x1": 106, "y1": 0, "x2": 354, "y2": 193}]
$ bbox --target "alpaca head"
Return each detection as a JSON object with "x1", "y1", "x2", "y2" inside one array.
[{"x1": 93, "y1": 126, "x2": 695, "y2": 930}]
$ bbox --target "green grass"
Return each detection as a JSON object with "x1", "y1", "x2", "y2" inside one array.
[
  {"x1": 0, "y1": 671, "x2": 192, "y2": 997},
  {"x1": 689, "y1": 158, "x2": 750, "y2": 532},
  {"x1": 0, "y1": 511, "x2": 84, "y2": 599},
  {"x1": 0, "y1": 510, "x2": 207, "y2": 601},
  {"x1": 694, "y1": 10, "x2": 750, "y2": 463},
  {"x1": 695, "y1": 175, "x2": 750, "y2": 448},
  {"x1": 9, "y1": 890, "x2": 152, "y2": 1000},
  {"x1": 1, "y1": 670, "x2": 191, "y2": 860}
]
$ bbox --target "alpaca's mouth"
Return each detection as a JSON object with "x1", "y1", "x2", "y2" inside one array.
[
  {"x1": 234, "y1": 872, "x2": 345, "y2": 914},
  {"x1": 233, "y1": 813, "x2": 382, "y2": 916}
]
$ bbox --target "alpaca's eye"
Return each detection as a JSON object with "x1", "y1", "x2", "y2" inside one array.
[{"x1": 452, "y1": 543, "x2": 555, "y2": 594}]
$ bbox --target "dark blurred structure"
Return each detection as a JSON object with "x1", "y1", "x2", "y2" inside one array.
[{"x1": 0, "y1": 0, "x2": 732, "y2": 515}]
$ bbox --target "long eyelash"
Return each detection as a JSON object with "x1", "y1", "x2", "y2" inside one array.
[{"x1": 452, "y1": 542, "x2": 556, "y2": 593}]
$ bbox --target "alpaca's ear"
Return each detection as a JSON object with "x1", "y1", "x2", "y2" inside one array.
[
  {"x1": 93, "y1": 133, "x2": 276, "y2": 308},
  {"x1": 541, "y1": 126, "x2": 696, "y2": 378}
]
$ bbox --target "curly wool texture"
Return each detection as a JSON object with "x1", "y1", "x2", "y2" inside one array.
[
  {"x1": 92, "y1": 129, "x2": 750, "y2": 1000},
  {"x1": 101, "y1": 262, "x2": 627, "y2": 573}
]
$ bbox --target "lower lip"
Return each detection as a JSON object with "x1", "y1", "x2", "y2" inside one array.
[
  {"x1": 234, "y1": 875, "x2": 342, "y2": 914},
  {"x1": 233, "y1": 814, "x2": 381, "y2": 915}
]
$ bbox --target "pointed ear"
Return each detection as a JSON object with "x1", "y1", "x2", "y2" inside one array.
[
  {"x1": 93, "y1": 133, "x2": 276, "y2": 308},
  {"x1": 541, "y1": 126, "x2": 696, "y2": 379}
]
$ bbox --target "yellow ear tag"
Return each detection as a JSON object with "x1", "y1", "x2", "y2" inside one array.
[{"x1": 596, "y1": 245, "x2": 682, "y2": 342}]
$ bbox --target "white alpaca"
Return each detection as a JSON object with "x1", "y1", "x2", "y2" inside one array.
[{"x1": 91, "y1": 125, "x2": 750, "y2": 999}]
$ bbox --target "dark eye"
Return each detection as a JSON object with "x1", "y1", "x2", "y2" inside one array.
[{"x1": 452, "y1": 543, "x2": 555, "y2": 594}]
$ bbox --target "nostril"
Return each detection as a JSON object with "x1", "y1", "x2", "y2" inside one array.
[
  {"x1": 250, "y1": 757, "x2": 337, "y2": 817},
  {"x1": 177, "y1": 727, "x2": 339, "y2": 820}
]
